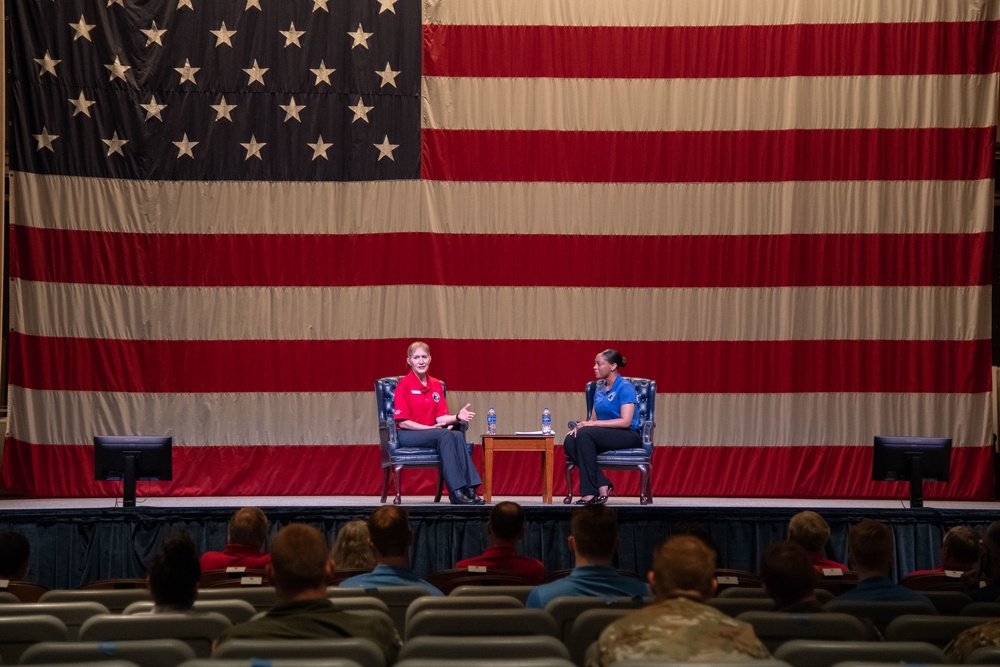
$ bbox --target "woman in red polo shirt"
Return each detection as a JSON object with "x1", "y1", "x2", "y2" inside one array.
[{"x1": 394, "y1": 341, "x2": 484, "y2": 505}]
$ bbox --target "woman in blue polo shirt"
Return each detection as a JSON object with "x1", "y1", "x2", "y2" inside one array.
[
  {"x1": 394, "y1": 341, "x2": 484, "y2": 505},
  {"x1": 564, "y1": 349, "x2": 640, "y2": 505}
]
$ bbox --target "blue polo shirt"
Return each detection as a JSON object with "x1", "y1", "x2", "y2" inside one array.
[
  {"x1": 525, "y1": 565, "x2": 650, "y2": 608},
  {"x1": 835, "y1": 577, "x2": 930, "y2": 603},
  {"x1": 594, "y1": 376, "x2": 640, "y2": 430},
  {"x1": 338, "y1": 564, "x2": 443, "y2": 596}
]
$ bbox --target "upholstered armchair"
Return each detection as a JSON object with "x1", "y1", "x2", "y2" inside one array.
[
  {"x1": 563, "y1": 377, "x2": 656, "y2": 505},
  {"x1": 375, "y1": 376, "x2": 472, "y2": 504}
]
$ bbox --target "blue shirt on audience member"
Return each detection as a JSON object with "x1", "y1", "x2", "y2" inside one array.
[
  {"x1": 835, "y1": 576, "x2": 931, "y2": 603},
  {"x1": 525, "y1": 565, "x2": 650, "y2": 609},
  {"x1": 594, "y1": 375, "x2": 640, "y2": 430},
  {"x1": 338, "y1": 564, "x2": 443, "y2": 596}
]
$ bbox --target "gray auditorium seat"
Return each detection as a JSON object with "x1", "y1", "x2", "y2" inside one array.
[
  {"x1": 213, "y1": 638, "x2": 386, "y2": 667},
  {"x1": 396, "y1": 659, "x2": 576, "y2": 667},
  {"x1": 544, "y1": 596, "x2": 648, "y2": 641},
  {"x1": 966, "y1": 645, "x2": 1000, "y2": 664},
  {"x1": 922, "y1": 590, "x2": 973, "y2": 615},
  {"x1": 773, "y1": 639, "x2": 945, "y2": 667},
  {"x1": 406, "y1": 608, "x2": 559, "y2": 640},
  {"x1": 708, "y1": 596, "x2": 777, "y2": 616},
  {"x1": 449, "y1": 585, "x2": 534, "y2": 603},
  {"x1": 610, "y1": 661, "x2": 792, "y2": 667},
  {"x1": 20, "y1": 639, "x2": 196, "y2": 667},
  {"x1": 0, "y1": 601, "x2": 108, "y2": 639},
  {"x1": 718, "y1": 587, "x2": 834, "y2": 603},
  {"x1": 196, "y1": 586, "x2": 277, "y2": 612},
  {"x1": 78, "y1": 612, "x2": 232, "y2": 658},
  {"x1": 735, "y1": 611, "x2": 871, "y2": 652},
  {"x1": 340, "y1": 586, "x2": 429, "y2": 635},
  {"x1": 883, "y1": 613, "x2": 995, "y2": 648},
  {"x1": 397, "y1": 635, "x2": 570, "y2": 662},
  {"x1": 123, "y1": 599, "x2": 256, "y2": 625},
  {"x1": 405, "y1": 595, "x2": 523, "y2": 638},
  {"x1": 565, "y1": 608, "x2": 632, "y2": 667},
  {"x1": 822, "y1": 598, "x2": 938, "y2": 633},
  {"x1": 39, "y1": 589, "x2": 151, "y2": 614},
  {"x1": 180, "y1": 660, "x2": 363, "y2": 667},
  {"x1": 0, "y1": 614, "x2": 68, "y2": 663}
]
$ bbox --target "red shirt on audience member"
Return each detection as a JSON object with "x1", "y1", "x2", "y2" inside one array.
[{"x1": 456, "y1": 545, "x2": 545, "y2": 585}]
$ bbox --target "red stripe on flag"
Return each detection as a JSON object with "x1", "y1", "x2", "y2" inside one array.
[
  {"x1": 10, "y1": 334, "x2": 991, "y2": 394},
  {"x1": 0, "y1": 438, "x2": 991, "y2": 500},
  {"x1": 421, "y1": 128, "x2": 995, "y2": 183},
  {"x1": 423, "y1": 22, "x2": 1000, "y2": 78},
  {"x1": 11, "y1": 227, "x2": 991, "y2": 288}
]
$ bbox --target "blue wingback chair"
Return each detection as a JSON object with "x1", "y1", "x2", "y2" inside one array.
[
  {"x1": 375, "y1": 376, "x2": 473, "y2": 505},
  {"x1": 563, "y1": 377, "x2": 656, "y2": 505}
]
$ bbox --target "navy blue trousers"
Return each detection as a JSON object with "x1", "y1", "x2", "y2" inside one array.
[{"x1": 397, "y1": 427, "x2": 482, "y2": 493}]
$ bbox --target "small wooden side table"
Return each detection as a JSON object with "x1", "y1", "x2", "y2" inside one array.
[{"x1": 482, "y1": 433, "x2": 554, "y2": 504}]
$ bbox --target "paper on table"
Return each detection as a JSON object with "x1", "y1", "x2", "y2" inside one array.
[{"x1": 514, "y1": 430, "x2": 546, "y2": 435}]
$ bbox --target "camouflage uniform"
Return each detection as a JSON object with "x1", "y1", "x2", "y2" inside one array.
[
  {"x1": 588, "y1": 596, "x2": 771, "y2": 667},
  {"x1": 944, "y1": 619, "x2": 1000, "y2": 663}
]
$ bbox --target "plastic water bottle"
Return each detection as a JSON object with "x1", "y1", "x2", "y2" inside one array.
[
  {"x1": 487, "y1": 407, "x2": 497, "y2": 435},
  {"x1": 541, "y1": 407, "x2": 552, "y2": 435}
]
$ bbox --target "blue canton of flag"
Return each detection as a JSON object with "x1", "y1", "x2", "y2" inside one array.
[{"x1": 8, "y1": 0, "x2": 421, "y2": 181}]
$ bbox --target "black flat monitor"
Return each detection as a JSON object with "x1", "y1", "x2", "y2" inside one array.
[
  {"x1": 93, "y1": 436, "x2": 172, "y2": 509},
  {"x1": 872, "y1": 435, "x2": 952, "y2": 508}
]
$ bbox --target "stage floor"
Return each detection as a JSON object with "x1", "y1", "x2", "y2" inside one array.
[{"x1": 0, "y1": 494, "x2": 995, "y2": 511}]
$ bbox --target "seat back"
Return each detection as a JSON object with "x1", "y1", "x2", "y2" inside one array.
[
  {"x1": 883, "y1": 613, "x2": 994, "y2": 647},
  {"x1": 123, "y1": 599, "x2": 258, "y2": 625},
  {"x1": 717, "y1": 587, "x2": 834, "y2": 604},
  {"x1": 40, "y1": 588, "x2": 153, "y2": 613},
  {"x1": 0, "y1": 600, "x2": 109, "y2": 639},
  {"x1": 565, "y1": 608, "x2": 632, "y2": 667},
  {"x1": 814, "y1": 570, "x2": 859, "y2": 596},
  {"x1": 584, "y1": 377, "x2": 656, "y2": 455},
  {"x1": 197, "y1": 586, "x2": 278, "y2": 612},
  {"x1": 182, "y1": 660, "x2": 364, "y2": 667},
  {"x1": 823, "y1": 598, "x2": 938, "y2": 633},
  {"x1": 450, "y1": 585, "x2": 535, "y2": 603},
  {"x1": 714, "y1": 569, "x2": 763, "y2": 592},
  {"x1": 213, "y1": 638, "x2": 386, "y2": 667},
  {"x1": 922, "y1": 590, "x2": 973, "y2": 615},
  {"x1": 358, "y1": 585, "x2": 432, "y2": 635},
  {"x1": 398, "y1": 635, "x2": 570, "y2": 661},
  {"x1": 396, "y1": 659, "x2": 576, "y2": 667},
  {"x1": 773, "y1": 639, "x2": 945, "y2": 667},
  {"x1": 543, "y1": 596, "x2": 647, "y2": 641},
  {"x1": 899, "y1": 571, "x2": 966, "y2": 591},
  {"x1": 0, "y1": 614, "x2": 68, "y2": 664},
  {"x1": 407, "y1": 608, "x2": 559, "y2": 639},
  {"x1": 426, "y1": 568, "x2": 535, "y2": 594},
  {"x1": 80, "y1": 579, "x2": 150, "y2": 590},
  {"x1": 967, "y1": 645, "x2": 1000, "y2": 664},
  {"x1": 735, "y1": 611, "x2": 871, "y2": 652},
  {"x1": 962, "y1": 601, "x2": 1000, "y2": 616},
  {"x1": 405, "y1": 595, "x2": 523, "y2": 639},
  {"x1": 375, "y1": 376, "x2": 403, "y2": 461},
  {"x1": 0, "y1": 580, "x2": 48, "y2": 602},
  {"x1": 708, "y1": 597, "x2": 776, "y2": 617},
  {"x1": 78, "y1": 612, "x2": 232, "y2": 658},
  {"x1": 21, "y1": 639, "x2": 197, "y2": 667}
]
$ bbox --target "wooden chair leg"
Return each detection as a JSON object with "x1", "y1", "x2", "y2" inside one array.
[
  {"x1": 563, "y1": 463, "x2": 576, "y2": 504},
  {"x1": 638, "y1": 464, "x2": 651, "y2": 505},
  {"x1": 434, "y1": 467, "x2": 444, "y2": 503},
  {"x1": 391, "y1": 464, "x2": 403, "y2": 505},
  {"x1": 381, "y1": 468, "x2": 391, "y2": 503}
]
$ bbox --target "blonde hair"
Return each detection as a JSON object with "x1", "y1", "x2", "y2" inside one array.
[
  {"x1": 331, "y1": 520, "x2": 376, "y2": 570},
  {"x1": 407, "y1": 341, "x2": 430, "y2": 358},
  {"x1": 788, "y1": 511, "x2": 831, "y2": 553}
]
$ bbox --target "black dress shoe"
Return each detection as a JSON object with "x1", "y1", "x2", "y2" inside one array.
[
  {"x1": 450, "y1": 492, "x2": 474, "y2": 504},
  {"x1": 466, "y1": 491, "x2": 486, "y2": 505}
]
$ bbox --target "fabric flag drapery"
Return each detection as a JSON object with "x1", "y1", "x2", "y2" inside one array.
[{"x1": 2, "y1": 0, "x2": 997, "y2": 499}]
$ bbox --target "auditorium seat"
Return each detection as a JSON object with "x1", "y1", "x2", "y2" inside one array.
[
  {"x1": 564, "y1": 608, "x2": 632, "y2": 667},
  {"x1": 346, "y1": 585, "x2": 429, "y2": 635},
  {"x1": 735, "y1": 611, "x2": 872, "y2": 652},
  {"x1": 197, "y1": 586, "x2": 277, "y2": 612},
  {"x1": 396, "y1": 659, "x2": 576, "y2": 667},
  {"x1": 922, "y1": 590, "x2": 973, "y2": 615},
  {"x1": 21, "y1": 638, "x2": 197, "y2": 667},
  {"x1": 543, "y1": 596, "x2": 648, "y2": 641},
  {"x1": 718, "y1": 587, "x2": 834, "y2": 604},
  {"x1": 375, "y1": 376, "x2": 473, "y2": 505},
  {"x1": 199, "y1": 568, "x2": 270, "y2": 588},
  {"x1": 0, "y1": 591, "x2": 17, "y2": 603},
  {"x1": 0, "y1": 600, "x2": 108, "y2": 639},
  {"x1": 78, "y1": 611, "x2": 232, "y2": 658},
  {"x1": 962, "y1": 601, "x2": 1000, "y2": 616},
  {"x1": 609, "y1": 662, "x2": 793, "y2": 667},
  {"x1": 182, "y1": 660, "x2": 364, "y2": 667},
  {"x1": 397, "y1": 635, "x2": 570, "y2": 662},
  {"x1": 39, "y1": 588, "x2": 152, "y2": 613},
  {"x1": 450, "y1": 585, "x2": 535, "y2": 603},
  {"x1": 80, "y1": 579, "x2": 149, "y2": 590},
  {"x1": 883, "y1": 613, "x2": 995, "y2": 648},
  {"x1": 123, "y1": 599, "x2": 257, "y2": 625},
  {"x1": 405, "y1": 595, "x2": 523, "y2": 639},
  {"x1": 563, "y1": 377, "x2": 656, "y2": 505},
  {"x1": 0, "y1": 580, "x2": 48, "y2": 602},
  {"x1": 708, "y1": 596, "x2": 776, "y2": 617},
  {"x1": 426, "y1": 568, "x2": 534, "y2": 594},
  {"x1": 214, "y1": 638, "x2": 386, "y2": 667},
  {"x1": 898, "y1": 571, "x2": 966, "y2": 592},
  {"x1": 0, "y1": 614, "x2": 67, "y2": 663},
  {"x1": 713, "y1": 569, "x2": 763, "y2": 592},
  {"x1": 406, "y1": 607, "x2": 559, "y2": 640},
  {"x1": 823, "y1": 598, "x2": 938, "y2": 633},
  {"x1": 813, "y1": 570, "x2": 858, "y2": 596},
  {"x1": 772, "y1": 639, "x2": 945, "y2": 667},
  {"x1": 967, "y1": 645, "x2": 1000, "y2": 664}
]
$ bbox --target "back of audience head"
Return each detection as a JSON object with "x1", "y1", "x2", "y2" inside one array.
[
  {"x1": 269, "y1": 523, "x2": 331, "y2": 599},
  {"x1": 982, "y1": 521, "x2": 1000, "y2": 577},
  {"x1": 849, "y1": 519, "x2": 894, "y2": 575},
  {"x1": 0, "y1": 531, "x2": 30, "y2": 579},
  {"x1": 489, "y1": 501, "x2": 526, "y2": 543},
  {"x1": 368, "y1": 505, "x2": 411, "y2": 560},
  {"x1": 941, "y1": 525, "x2": 981, "y2": 569},
  {"x1": 228, "y1": 507, "x2": 269, "y2": 549},
  {"x1": 788, "y1": 510, "x2": 831, "y2": 553},
  {"x1": 759, "y1": 540, "x2": 817, "y2": 608},
  {"x1": 148, "y1": 532, "x2": 200, "y2": 611},
  {"x1": 570, "y1": 504, "x2": 619, "y2": 564},
  {"x1": 674, "y1": 522, "x2": 719, "y2": 560},
  {"x1": 331, "y1": 520, "x2": 376, "y2": 570},
  {"x1": 649, "y1": 535, "x2": 717, "y2": 602}
]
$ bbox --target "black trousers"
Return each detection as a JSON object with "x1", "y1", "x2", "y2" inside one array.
[
  {"x1": 397, "y1": 427, "x2": 482, "y2": 493},
  {"x1": 564, "y1": 426, "x2": 641, "y2": 496}
]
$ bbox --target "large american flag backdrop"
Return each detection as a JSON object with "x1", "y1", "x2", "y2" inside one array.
[{"x1": 3, "y1": 0, "x2": 997, "y2": 499}]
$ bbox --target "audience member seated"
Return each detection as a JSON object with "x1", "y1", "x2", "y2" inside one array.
[
  {"x1": 525, "y1": 505, "x2": 650, "y2": 609},
  {"x1": 907, "y1": 524, "x2": 981, "y2": 576},
  {"x1": 338, "y1": 506, "x2": 443, "y2": 595},
  {"x1": 201, "y1": 507, "x2": 271, "y2": 571},
  {"x1": 330, "y1": 520, "x2": 376, "y2": 571},
  {"x1": 836, "y1": 519, "x2": 928, "y2": 602},
  {"x1": 214, "y1": 523, "x2": 400, "y2": 662},
  {"x1": 969, "y1": 520, "x2": 1000, "y2": 602},
  {"x1": 788, "y1": 511, "x2": 848, "y2": 572},
  {"x1": 759, "y1": 540, "x2": 823, "y2": 612},
  {"x1": 148, "y1": 532, "x2": 201, "y2": 613},
  {"x1": 0, "y1": 530, "x2": 30, "y2": 579},
  {"x1": 945, "y1": 618, "x2": 1000, "y2": 663},
  {"x1": 589, "y1": 535, "x2": 770, "y2": 667},
  {"x1": 455, "y1": 501, "x2": 545, "y2": 585}
]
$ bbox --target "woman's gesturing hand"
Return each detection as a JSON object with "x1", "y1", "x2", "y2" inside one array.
[{"x1": 457, "y1": 403, "x2": 475, "y2": 421}]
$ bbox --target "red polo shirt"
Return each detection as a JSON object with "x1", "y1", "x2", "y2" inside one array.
[
  {"x1": 809, "y1": 551, "x2": 849, "y2": 572},
  {"x1": 394, "y1": 372, "x2": 449, "y2": 426},
  {"x1": 200, "y1": 544, "x2": 271, "y2": 571},
  {"x1": 456, "y1": 545, "x2": 546, "y2": 585}
]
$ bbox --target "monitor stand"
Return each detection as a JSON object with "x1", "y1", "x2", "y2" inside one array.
[
  {"x1": 122, "y1": 453, "x2": 137, "y2": 509},
  {"x1": 908, "y1": 453, "x2": 924, "y2": 508}
]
